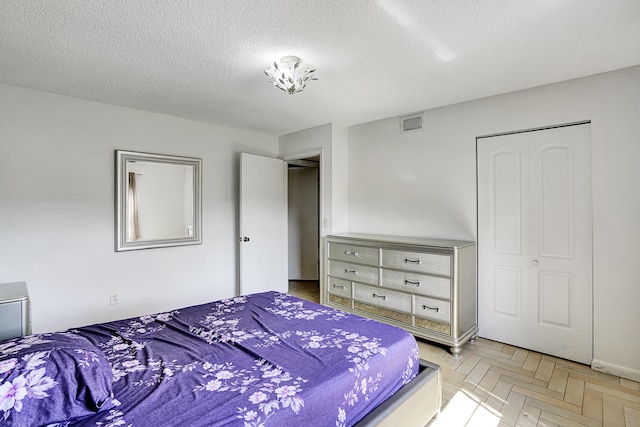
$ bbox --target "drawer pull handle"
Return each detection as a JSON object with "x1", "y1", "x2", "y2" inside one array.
[
  {"x1": 404, "y1": 279, "x2": 421, "y2": 286},
  {"x1": 422, "y1": 304, "x2": 439, "y2": 312},
  {"x1": 345, "y1": 269, "x2": 358, "y2": 275},
  {"x1": 345, "y1": 251, "x2": 360, "y2": 257},
  {"x1": 404, "y1": 258, "x2": 421, "y2": 264},
  {"x1": 332, "y1": 284, "x2": 346, "y2": 289},
  {"x1": 372, "y1": 293, "x2": 387, "y2": 300}
]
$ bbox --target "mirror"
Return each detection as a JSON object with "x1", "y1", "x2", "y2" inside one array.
[{"x1": 115, "y1": 150, "x2": 202, "y2": 251}]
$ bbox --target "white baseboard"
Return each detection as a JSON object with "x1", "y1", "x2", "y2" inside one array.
[{"x1": 591, "y1": 359, "x2": 640, "y2": 382}]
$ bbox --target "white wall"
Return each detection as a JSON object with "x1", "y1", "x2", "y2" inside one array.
[
  {"x1": 347, "y1": 65, "x2": 640, "y2": 380},
  {"x1": 279, "y1": 123, "x2": 349, "y2": 235},
  {"x1": 331, "y1": 125, "x2": 349, "y2": 233},
  {"x1": 0, "y1": 83, "x2": 278, "y2": 333}
]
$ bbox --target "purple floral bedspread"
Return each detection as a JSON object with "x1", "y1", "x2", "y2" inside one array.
[{"x1": 2, "y1": 291, "x2": 419, "y2": 427}]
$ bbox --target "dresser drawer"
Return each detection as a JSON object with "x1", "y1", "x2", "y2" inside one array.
[
  {"x1": 414, "y1": 295, "x2": 451, "y2": 323},
  {"x1": 353, "y1": 283, "x2": 411, "y2": 313},
  {"x1": 328, "y1": 242, "x2": 378, "y2": 266},
  {"x1": 381, "y1": 269, "x2": 451, "y2": 299},
  {"x1": 381, "y1": 249, "x2": 451, "y2": 276},
  {"x1": 328, "y1": 260, "x2": 379, "y2": 285},
  {"x1": 326, "y1": 276, "x2": 352, "y2": 298}
]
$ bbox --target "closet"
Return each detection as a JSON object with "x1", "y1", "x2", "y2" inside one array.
[{"x1": 477, "y1": 123, "x2": 592, "y2": 364}]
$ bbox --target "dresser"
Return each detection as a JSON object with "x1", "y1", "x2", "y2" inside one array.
[
  {"x1": 322, "y1": 233, "x2": 477, "y2": 356},
  {"x1": 0, "y1": 281, "x2": 31, "y2": 341}
]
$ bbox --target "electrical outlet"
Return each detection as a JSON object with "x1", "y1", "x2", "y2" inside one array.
[{"x1": 110, "y1": 293, "x2": 119, "y2": 305}]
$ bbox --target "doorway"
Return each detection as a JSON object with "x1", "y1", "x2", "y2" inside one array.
[{"x1": 286, "y1": 153, "x2": 322, "y2": 300}]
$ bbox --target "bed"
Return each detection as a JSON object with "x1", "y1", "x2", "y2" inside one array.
[{"x1": 0, "y1": 291, "x2": 440, "y2": 426}]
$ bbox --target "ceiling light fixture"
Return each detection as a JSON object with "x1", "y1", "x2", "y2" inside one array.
[{"x1": 264, "y1": 56, "x2": 317, "y2": 95}]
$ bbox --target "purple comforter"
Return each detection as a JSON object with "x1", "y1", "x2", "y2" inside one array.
[{"x1": 1, "y1": 292, "x2": 419, "y2": 427}]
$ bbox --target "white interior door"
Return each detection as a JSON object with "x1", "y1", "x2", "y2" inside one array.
[
  {"x1": 239, "y1": 153, "x2": 288, "y2": 295},
  {"x1": 478, "y1": 124, "x2": 592, "y2": 364}
]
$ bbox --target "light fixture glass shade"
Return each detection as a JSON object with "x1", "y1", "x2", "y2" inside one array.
[{"x1": 264, "y1": 56, "x2": 317, "y2": 95}]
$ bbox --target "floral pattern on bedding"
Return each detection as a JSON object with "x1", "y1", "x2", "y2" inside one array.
[
  {"x1": 188, "y1": 293, "x2": 351, "y2": 350},
  {"x1": 44, "y1": 291, "x2": 419, "y2": 427},
  {"x1": 264, "y1": 292, "x2": 350, "y2": 321},
  {"x1": 92, "y1": 310, "x2": 188, "y2": 384},
  {"x1": 296, "y1": 328, "x2": 390, "y2": 426},
  {"x1": 0, "y1": 333, "x2": 115, "y2": 426},
  {"x1": 191, "y1": 358, "x2": 307, "y2": 427},
  {"x1": 0, "y1": 334, "x2": 58, "y2": 357},
  {"x1": 0, "y1": 351, "x2": 58, "y2": 418}
]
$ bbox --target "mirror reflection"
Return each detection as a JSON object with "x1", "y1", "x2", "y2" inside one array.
[{"x1": 116, "y1": 150, "x2": 202, "y2": 251}]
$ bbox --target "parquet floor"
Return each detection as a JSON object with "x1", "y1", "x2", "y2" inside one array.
[{"x1": 288, "y1": 280, "x2": 640, "y2": 427}]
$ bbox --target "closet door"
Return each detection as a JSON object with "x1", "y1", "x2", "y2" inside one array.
[{"x1": 477, "y1": 124, "x2": 592, "y2": 364}]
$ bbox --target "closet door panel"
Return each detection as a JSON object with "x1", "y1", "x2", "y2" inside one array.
[
  {"x1": 537, "y1": 145, "x2": 573, "y2": 258},
  {"x1": 493, "y1": 266, "x2": 521, "y2": 318},
  {"x1": 527, "y1": 125, "x2": 592, "y2": 364},
  {"x1": 538, "y1": 270, "x2": 572, "y2": 327},
  {"x1": 492, "y1": 151, "x2": 523, "y2": 255},
  {"x1": 478, "y1": 134, "x2": 530, "y2": 349}
]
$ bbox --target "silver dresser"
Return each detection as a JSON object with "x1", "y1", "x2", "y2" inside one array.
[
  {"x1": 322, "y1": 233, "x2": 477, "y2": 356},
  {"x1": 0, "y1": 282, "x2": 31, "y2": 341}
]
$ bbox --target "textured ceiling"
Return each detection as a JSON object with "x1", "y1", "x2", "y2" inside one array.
[{"x1": 1, "y1": 0, "x2": 639, "y2": 136}]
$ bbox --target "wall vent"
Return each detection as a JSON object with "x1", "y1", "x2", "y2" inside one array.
[{"x1": 400, "y1": 112, "x2": 424, "y2": 134}]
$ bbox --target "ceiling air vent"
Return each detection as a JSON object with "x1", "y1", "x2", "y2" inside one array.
[{"x1": 400, "y1": 112, "x2": 424, "y2": 134}]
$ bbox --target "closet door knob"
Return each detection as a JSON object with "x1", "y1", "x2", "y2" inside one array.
[{"x1": 532, "y1": 259, "x2": 539, "y2": 267}]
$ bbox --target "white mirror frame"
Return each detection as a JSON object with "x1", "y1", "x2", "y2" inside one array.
[{"x1": 115, "y1": 150, "x2": 202, "y2": 251}]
